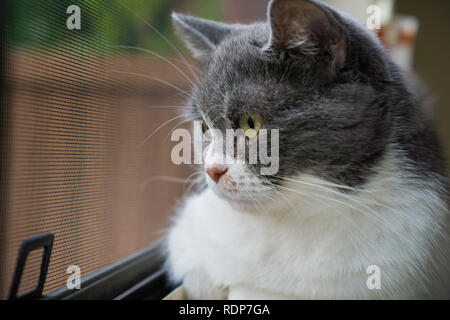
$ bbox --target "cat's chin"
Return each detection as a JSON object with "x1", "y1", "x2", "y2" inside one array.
[
  {"x1": 209, "y1": 187, "x2": 271, "y2": 213},
  {"x1": 205, "y1": 177, "x2": 277, "y2": 213},
  {"x1": 214, "y1": 189, "x2": 254, "y2": 206}
]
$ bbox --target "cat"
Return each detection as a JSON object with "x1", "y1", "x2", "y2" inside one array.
[{"x1": 164, "y1": 0, "x2": 450, "y2": 299}]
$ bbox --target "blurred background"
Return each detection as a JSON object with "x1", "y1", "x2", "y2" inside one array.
[{"x1": 0, "y1": 0, "x2": 449, "y2": 298}]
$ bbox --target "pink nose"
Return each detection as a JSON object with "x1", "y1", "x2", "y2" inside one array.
[{"x1": 206, "y1": 165, "x2": 228, "y2": 183}]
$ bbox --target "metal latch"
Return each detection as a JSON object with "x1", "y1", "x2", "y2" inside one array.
[{"x1": 8, "y1": 233, "x2": 54, "y2": 300}]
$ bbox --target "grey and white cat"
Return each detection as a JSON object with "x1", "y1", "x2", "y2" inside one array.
[{"x1": 164, "y1": 0, "x2": 450, "y2": 299}]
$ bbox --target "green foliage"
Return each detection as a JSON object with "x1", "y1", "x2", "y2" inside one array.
[{"x1": 6, "y1": 0, "x2": 222, "y2": 55}]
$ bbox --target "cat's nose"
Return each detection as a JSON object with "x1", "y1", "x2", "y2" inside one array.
[{"x1": 206, "y1": 165, "x2": 228, "y2": 183}]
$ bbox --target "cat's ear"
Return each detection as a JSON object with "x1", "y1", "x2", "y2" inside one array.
[
  {"x1": 172, "y1": 12, "x2": 240, "y2": 60},
  {"x1": 265, "y1": 0, "x2": 347, "y2": 69}
]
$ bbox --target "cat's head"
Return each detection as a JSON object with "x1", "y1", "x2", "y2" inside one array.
[{"x1": 172, "y1": 0, "x2": 395, "y2": 212}]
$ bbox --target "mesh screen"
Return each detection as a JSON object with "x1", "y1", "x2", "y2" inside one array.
[{"x1": 0, "y1": 0, "x2": 203, "y2": 298}]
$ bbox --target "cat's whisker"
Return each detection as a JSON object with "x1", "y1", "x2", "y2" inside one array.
[
  {"x1": 264, "y1": 180, "x2": 297, "y2": 211},
  {"x1": 208, "y1": 115, "x2": 221, "y2": 129},
  {"x1": 210, "y1": 85, "x2": 227, "y2": 102},
  {"x1": 276, "y1": 185, "x2": 323, "y2": 210},
  {"x1": 185, "y1": 177, "x2": 205, "y2": 193},
  {"x1": 263, "y1": 190, "x2": 276, "y2": 201},
  {"x1": 153, "y1": 56, "x2": 200, "y2": 73},
  {"x1": 201, "y1": 104, "x2": 224, "y2": 128},
  {"x1": 146, "y1": 105, "x2": 186, "y2": 109},
  {"x1": 141, "y1": 175, "x2": 200, "y2": 185},
  {"x1": 204, "y1": 108, "x2": 226, "y2": 129},
  {"x1": 183, "y1": 174, "x2": 206, "y2": 197},
  {"x1": 278, "y1": 182, "x2": 414, "y2": 238},
  {"x1": 279, "y1": 176, "x2": 362, "y2": 193},
  {"x1": 276, "y1": 185, "x2": 366, "y2": 235},
  {"x1": 108, "y1": 45, "x2": 199, "y2": 85},
  {"x1": 246, "y1": 190, "x2": 269, "y2": 217},
  {"x1": 275, "y1": 175, "x2": 424, "y2": 226},
  {"x1": 139, "y1": 175, "x2": 201, "y2": 196},
  {"x1": 258, "y1": 190, "x2": 276, "y2": 202},
  {"x1": 167, "y1": 118, "x2": 193, "y2": 141},
  {"x1": 183, "y1": 171, "x2": 204, "y2": 188},
  {"x1": 120, "y1": 2, "x2": 198, "y2": 80},
  {"x1": 277, "y1": 181, "x2": 375, "y2": 215},
  {"x1": 141, "y1": 115, "x2": 185, "y2": 146},
  {"x1": 276, "y1": 175, "x2": 389, "y2": 214},
  {"x1": 105, "y1": 70, "x2": 191, "y2": 97}
]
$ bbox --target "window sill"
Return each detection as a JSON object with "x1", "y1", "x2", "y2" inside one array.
[{"x1": 43, "y1": 241, "x2": 176, "y2": 300}]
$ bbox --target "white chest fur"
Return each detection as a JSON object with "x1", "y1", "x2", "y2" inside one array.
[{"x1": 166, "y1": 153, "x2": 450, "y2": 299}]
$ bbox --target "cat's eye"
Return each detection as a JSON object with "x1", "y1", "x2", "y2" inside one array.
[
  {"x1": 239, "y1": 114, "x2": 263, "y2": 139},
  {"x1": 202, "y1": 122, "x2": 210, "y2": 136}
]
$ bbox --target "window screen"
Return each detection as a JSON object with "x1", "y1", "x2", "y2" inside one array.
[{"x1": 0, "y1": 0, "x2": 223, "y2": 298}]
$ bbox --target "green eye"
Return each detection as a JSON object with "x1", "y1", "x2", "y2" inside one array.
[{"x1": 239, "y1": 114, "x2": 263, "y2": 139}]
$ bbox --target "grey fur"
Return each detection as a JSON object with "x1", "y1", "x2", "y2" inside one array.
[{"x1": 172, "y1": 0, "x2": 448, "y2": 191}]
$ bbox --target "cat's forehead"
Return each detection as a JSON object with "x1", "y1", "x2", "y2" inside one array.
[
  {"x1": 195, "y1": 25, "x2": 290, "y2": 113},
  {"x1": 209, "y1": 24, "x2": 270, "y2": 73},
  {"x1": 195, "y1": 82, "x2": 273, "y2": 123},
  {"x1": 195, "y1": 65, "x2": 289, "y2": 122}
]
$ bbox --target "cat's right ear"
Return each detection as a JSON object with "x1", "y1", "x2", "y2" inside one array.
[
  {"x1": 172, "y1": 12, "x2": 240, "y2": 60},
  {"x1": 265, "y1": 0, "x2": 347, "y2": 70}
]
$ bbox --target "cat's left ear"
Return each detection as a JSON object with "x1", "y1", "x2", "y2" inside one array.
[
  {"x1": 265, "y1": 0, "x2": 347, "y2": 70},
  {"x1": 172, "y1": 12, "x2": 242, "y2": 60}
]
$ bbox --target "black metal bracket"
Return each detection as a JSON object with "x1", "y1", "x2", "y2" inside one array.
[{"x1": 8, "y1": 233, "x2": 54, "y2": 300}]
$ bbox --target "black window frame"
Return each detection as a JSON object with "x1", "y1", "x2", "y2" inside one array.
[{"x1": 42, "y1": 241, "x2": 176, "y2": 300}]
